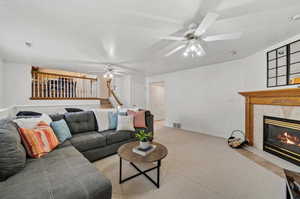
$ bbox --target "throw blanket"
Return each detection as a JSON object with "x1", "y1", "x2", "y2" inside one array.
[{"x1": 92, "y1": 109, "x2": 110, "y2": 132}]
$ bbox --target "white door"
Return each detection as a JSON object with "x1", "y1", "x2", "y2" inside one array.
[{"x1": 149, "y1": 82, "x2": 166, "y2": 121}]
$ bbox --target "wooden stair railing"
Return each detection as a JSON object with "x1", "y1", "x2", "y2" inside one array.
[
  {"x1": 100, "y1": 98, "x2": 113, "y2": 108},
  {"x1": 106, "y1": 79, "x2": 123, "y2": 107},
  {"x1": 110, "y1": 89, "x2": 123, "y2": 106},
  {"x1": 31, "y1": 67, "x2": 98, "y2": 100}
]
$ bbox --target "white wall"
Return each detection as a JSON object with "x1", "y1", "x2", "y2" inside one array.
[
  {"x1": 114, "y1": 74, "x2": 146, "y2": 109},
  {"x1": 147, "y1": 34, "x2": 300, "y2": 138},
  {"x1": 114, "y1": 75, "x2": 131, "y2": 107},
  {"x1": 2, "y1": 62, "x2": 147, "y2": 111},
  {"x1": 0, "y1": 58, "x2": 4, "y2": 108}
]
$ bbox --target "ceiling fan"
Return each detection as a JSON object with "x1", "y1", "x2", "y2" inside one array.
[
  {"x1": 161, "y1": 12, "x2": 242, "y2": 57},
  {"x1": 88, "y1": 64, "x2": 128, "y2": 79}
]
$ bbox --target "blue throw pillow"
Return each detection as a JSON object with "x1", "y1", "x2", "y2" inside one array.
[
  {"x1": 108, "y1": 112, "x2": 118, "y2": 130},
  {"x1": 50, "y1": 119, "x2": 72, "y2": 143}
]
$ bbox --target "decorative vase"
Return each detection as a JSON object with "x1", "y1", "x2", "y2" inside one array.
[{"x1": 139, "y1": 141, "x2": 150, "y2": 149}]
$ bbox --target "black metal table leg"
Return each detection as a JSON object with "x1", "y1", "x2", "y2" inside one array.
[
  {"x1": 286, "y1": 184, "x2": 291, "y2": 199},
  {"x1": 119, "y1": 157, "x2": 122, "y2": 184},
  {"x1": 157, "y1": 160, "x2": 161, "y2": 188},
  {"x1": 119, "y1": 159, "x2": 162, "y2": 188}
]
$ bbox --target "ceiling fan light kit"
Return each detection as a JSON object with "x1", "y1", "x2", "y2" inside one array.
[
  {"x1": 163, "y1": 12, "x2": 242, "y2": 58},
  {"x1": 103, "y1": 71, "x2": 114, "y2": 79},
  {"x1": 183, "y1": 41, "x2": 204, "y2": 57},
  {"x1": 291, "y1": 14, "x2": 300, "y2": 21}
]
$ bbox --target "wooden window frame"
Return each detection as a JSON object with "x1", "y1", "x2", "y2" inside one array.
[{"x1": 267, "y1": 39, "x2": 300, "y2": 88}]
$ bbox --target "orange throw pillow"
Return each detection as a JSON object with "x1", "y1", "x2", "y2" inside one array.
[
  {"x1": 127, "y1": 110, "x2": 147, "y2": 128},
  {"x1": 19, "y1": 121, "x2": 60, "y2": 158}
]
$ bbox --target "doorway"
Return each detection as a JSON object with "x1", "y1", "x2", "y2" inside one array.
[{"x1": 149, "y1": 81, "x2": 166, "y2": 121}]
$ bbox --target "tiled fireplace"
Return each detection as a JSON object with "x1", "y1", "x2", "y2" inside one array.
[
  {"x1": 263, "y1": 116, "x2": 300, "y2": 166},
  {"x1": 239, "y1": 88, "x2": 300, "y2": 168}
]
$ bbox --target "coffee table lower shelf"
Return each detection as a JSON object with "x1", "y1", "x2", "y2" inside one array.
[{"x1": 119, "y1": 157, "x2": 161, "y2": 188}]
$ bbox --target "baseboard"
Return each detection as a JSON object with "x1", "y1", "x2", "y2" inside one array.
[{"x1": 181, "y1": 126, "x2": 227, "y2": 139}]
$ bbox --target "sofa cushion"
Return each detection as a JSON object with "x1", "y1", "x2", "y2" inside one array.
[
  {"x1": 0, "y1": 146, "x2": 112, "y2": 199},
  {"x1": 70, "y1": 131, "x2": 106, "y2": 152},
  {"x1": 102, "y1": 130, "x2": 133, "y2": 145},
  {"x1": 51, "y1": 119, "x2": 72, "y2": 143},
  {"x1": 0, "y1": 120, "x2": 26, "y2": 181},
  {"x1": 49, "y1": 113, "x2": 65, "y2": 122},
  {"x1": 58, "y1": 140, "x2": 72, "y2": 148},
  {"x1": 65, "y1": 111, "x2": 97, "y2": 134}
]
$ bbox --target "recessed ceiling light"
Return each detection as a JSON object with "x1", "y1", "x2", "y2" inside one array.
[
  {"x1": 231, "y1": 50, "x2": 237, "y2": 56},
  {"x1": 25, "y1": 41, "x2": 32, "y2": 47}
]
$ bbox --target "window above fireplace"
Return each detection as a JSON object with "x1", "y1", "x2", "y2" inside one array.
[{"x1": 267, "y1": 39, "x2": 300, "y2": 87}]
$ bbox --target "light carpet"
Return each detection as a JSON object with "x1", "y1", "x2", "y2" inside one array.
[{"x1": 94, "y1": 122, "x2": 285, "y2": 199}]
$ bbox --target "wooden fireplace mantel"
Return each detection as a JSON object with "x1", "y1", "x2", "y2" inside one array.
[{"x1": 239, "y1": 88, "x2": 300, "y2": 146}]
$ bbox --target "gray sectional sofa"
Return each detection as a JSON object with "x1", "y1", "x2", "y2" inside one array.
[{"x1": 0, "y1": 110, "x2": 154, "y2": 199}]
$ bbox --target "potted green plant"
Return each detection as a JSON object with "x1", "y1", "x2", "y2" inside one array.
[{"x1": 135, "y1": 130, "x2": 153, "y2": 149}]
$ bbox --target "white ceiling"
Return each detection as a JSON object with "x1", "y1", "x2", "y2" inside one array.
[{"x1": 1, "y1": 0, "x2": 300, "y2": 76}]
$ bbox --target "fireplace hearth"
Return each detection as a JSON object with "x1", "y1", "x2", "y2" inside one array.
[{"x1": 264, "y1": 116, "x2": 300, "y2": 166}]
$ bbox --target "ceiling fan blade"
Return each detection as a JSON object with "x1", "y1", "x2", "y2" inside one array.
[
  {"x1": 88, "y1": 70, "x2": 106, "y2": 72},
  {"x1": 161, "y1": 36, "x2": 187, "y2": 41},
  {"x1": 114, "y1": 69, "x2": 127, "y2": 73},
  {"x1": 202, "y1": 32, "x2": 242, "y2": 42},
  {"x1": 165, "y1": 44, "x2": 186, "y2": 57},
  {"x1": 82, "y1": 62, "x2": 142, "y2": 74},
  {"x1": 114, "y1": 72, "x2": 127, "y2": 76},
  {"x1": 194, "y1": 12, "x2": 219, "y2": 36}
]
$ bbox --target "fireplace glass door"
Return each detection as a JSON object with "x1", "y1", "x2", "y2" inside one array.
[{"x1": 264, "y1": 116, "x2": 300, "y2": 166}]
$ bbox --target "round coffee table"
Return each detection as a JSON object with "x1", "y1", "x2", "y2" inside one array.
[{"x1": 118, "y1": 141, "x2": 168, "y2": 188}]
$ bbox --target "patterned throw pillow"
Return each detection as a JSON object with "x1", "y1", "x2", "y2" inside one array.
[
  {"x1": 127, "y1": 110, "x2": 146, "y2": 128},
  {"x1": 50, "y1": 119, "x2": 72, "y2": 143},
  {"x1": 117, "y1": 115, "x2": 135, "y2": 131},
  {"x1": 18, "y1": 121, "x2": 60, "y2": 158}
]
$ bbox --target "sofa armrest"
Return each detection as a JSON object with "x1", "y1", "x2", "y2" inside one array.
[
  {"x1": 145, "y1": 112, "x2": 154, "y2": 141},
  {"x1": 145, "y1": 114, "x2": 154, "y2": 133}
]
